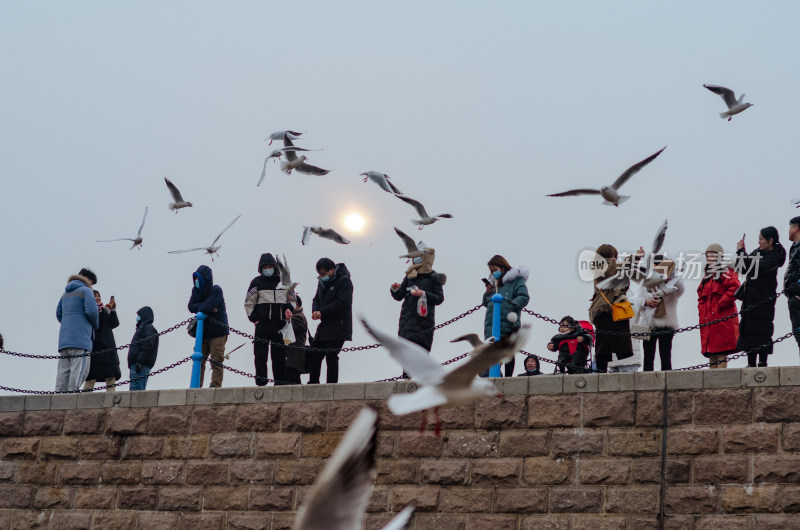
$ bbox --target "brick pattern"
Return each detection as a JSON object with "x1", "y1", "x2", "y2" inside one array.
[{"x1": 1, "y1": 383, "x2": 800, "y2": 528}]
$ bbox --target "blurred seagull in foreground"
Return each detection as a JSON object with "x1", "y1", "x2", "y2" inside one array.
[
  {"x1": 396, "y1": 195, "x2": 453, "y2": 229},
  {"x1": 280, "y1": 137, "x2": 330, "y2": 176},
  {"x1": 275, "y1": 254, "x2": 298, "y2": 293},
  {"x1": 703, "y1": 84, "x2": 753, "y2": 121},
  {"x1": 292, "y1": 407, "x2": 415, "y2": 530},
  {"x1": 302, "y1": 226, "x2": 351, "y2": 246},
  {"x1": 265, "y1": 130, "x2": 304, "y2": 145},
  {"x1": 164, "y1": 178, "x2": 193, "y2": 211},
  {"x1": 168, "y1": 215, "x2": 241, "y2": 261},
  {"x1": 361, "y1": 317, "x2": 530, "y2": 436},
  {"x1": 394, "y1": 227, "x2": 430, "y2": 260},
  {"x1": 546, "y1": 147, "x2": 666, "y2": 207},
  {"x1": 361, "y1": 171, "x2": 402, "y2": 194},
  {"x1": 97, "y1": 207, "x2": 148, "y2": 250},
  {"x1": 259, "y1": 146, "x2": 323, "y2": 186}
]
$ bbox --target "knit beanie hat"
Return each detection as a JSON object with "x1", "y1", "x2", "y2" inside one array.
[{"x1": 705, "y1": 243, "x2": 724, "y2": 255}]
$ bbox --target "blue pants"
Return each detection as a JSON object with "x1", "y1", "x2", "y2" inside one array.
[{"x1": 130, "y1": 365, "x2": 151, "y2": 391}]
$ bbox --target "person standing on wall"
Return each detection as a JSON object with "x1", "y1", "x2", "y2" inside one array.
[
  {"x1": 188, "y1": 265, "x2": 229, "y2": 387},
  {"x1": 482, "y1": 254, "x2": 529, "y2": 377},
  {"x1": 784, "y1": 217, "x2": 800, "y2": 356},
  {"x1": 308, "y1": 258, "x2": 353, "y2": 384},
  {"x1": 55, "y1": 268, "x2": 99, "y2": 392},
  {"x1": 84, "y1": 290, "x2": 121, "y2": 391},
  {"x1": 697, "y1": 244, "x2": 740, "y2": 369},
  {"x1": 127, "y1": 306, "x2": 159, "y2": 391}
]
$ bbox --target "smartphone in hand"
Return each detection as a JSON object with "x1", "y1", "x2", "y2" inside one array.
[{"x1": 481, "y1": 278, "x2": 491, "y2": 286}]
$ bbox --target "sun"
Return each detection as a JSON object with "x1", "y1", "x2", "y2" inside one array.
[{"x1": 344, "y1": 213, "x2": 366, "y2": 232}]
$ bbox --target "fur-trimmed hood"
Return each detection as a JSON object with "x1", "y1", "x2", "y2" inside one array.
[
  {"x1": 502, "y1": 267, "x2": 529, "y2": 284},
  {"x1": 431, "y1": 272, "x2": 447, "y2": 285},
  {"x1": 66, "y1": 274, "x2": 92, "y2": 289}
]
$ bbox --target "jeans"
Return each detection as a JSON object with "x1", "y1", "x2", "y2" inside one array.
[
  {"x1": 643, "y1": 327, "x2": 675, "y2": 371},
  {"x1": 55, "y1": 348, "x2": 91, "y2": 392},
  {"x1": 130, "y1": 364, "x2": 151, "y2": 391},
  {"x1": 307, "y1": 339, "x2": 344, "y2": 384}
]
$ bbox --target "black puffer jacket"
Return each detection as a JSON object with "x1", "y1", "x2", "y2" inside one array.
[
  {"x1": 88, "y1": 308, "x2": 121, "y2": 380},
  {"x1": 785, "y1": 241, "x2": 800, "y2": 297},
  {"x1": 128, "y1": 307, "x2": 159, "y2": 369},
  {"x1": 245, "y1": 253, "x2": 291, "y2": 329},
  {"x1": 312, "y1": 263, "x2": 353, "y2": 342},
  {"x1": 188, "y1": 265, "x2": 229, "y2": 340},
  {"x1": 736, "y1": 244, "x2": 787, "y2": 351},
  {"x1": 390, "y1": 272, "x2": 445, "y2": 351}
]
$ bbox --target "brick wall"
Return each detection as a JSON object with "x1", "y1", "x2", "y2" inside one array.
[{"x1": 2, "y1": 367, "x2": 800, "y2": 529}]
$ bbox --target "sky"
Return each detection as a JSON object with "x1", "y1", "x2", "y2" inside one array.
[{"x1": 1, "y1": 1, "x2": 799, "y2": 394}]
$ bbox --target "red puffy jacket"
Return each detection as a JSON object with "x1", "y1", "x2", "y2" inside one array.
[{"x1": 697, "y1": 268, "x2": 740, "y2": 354}]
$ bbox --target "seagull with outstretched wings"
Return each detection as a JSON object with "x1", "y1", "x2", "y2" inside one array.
[
  {"x1": 97, "y1": 207, "x2": 149, "y2": 250},
  {"x1": 168, "y1": 215, "x2": 241, "y2": 261}
]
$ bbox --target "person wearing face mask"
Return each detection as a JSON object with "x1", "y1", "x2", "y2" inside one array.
[
  {"x1": 784, "y1": 217, "x2": 800, "y2": 355},
  {"x1": 188, "y1": 265, "x2": 229, "y2": 387},
  {"x1": 84, "y1": 290, "x2": 121, "y2": 391},
  {"x1": 284, "y1": 292, "x2": 308, "y2": 385},
  {"x1": 309, "y1": 258, "x2": 353, "y2": 384},
  {"x1": 127, "y1": 307, "x2": 159, "y2": 391},
  {"x1": 735, "y1": 227, "x2": 787, "y2": 367},
  {"x1": 245, "y1": 253, "x2": 294, "y2": 385},
  {"x1": 482, "y1": 255, "x2": 530, "y2": 376},
  {"x1": 390, "y1": 247, "x2": 446, "y2": 374}
]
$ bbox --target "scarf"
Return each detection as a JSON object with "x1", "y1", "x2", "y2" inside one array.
[{"x1": 406, "y1": 248, "x2": 436, "y2": 279}]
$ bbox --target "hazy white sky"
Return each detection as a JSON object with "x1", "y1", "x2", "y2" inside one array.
[{"x1": 2, "y1": 1, "x2": 799, "y2": 394}]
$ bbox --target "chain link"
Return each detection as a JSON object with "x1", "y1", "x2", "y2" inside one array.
[{"x1": 0, "y1": 318, "x2": 194, "y2": 360}]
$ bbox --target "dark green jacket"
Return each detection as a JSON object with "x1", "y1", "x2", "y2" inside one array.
[{"x1": 482, "y1": 267, "x2": 530, "y2": 339}]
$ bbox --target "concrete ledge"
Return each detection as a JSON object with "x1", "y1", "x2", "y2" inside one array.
[
  {"x1": 492, "y1": 377, "x2": 529, "y2": 395},
  {"x1": 666, "y1": 370, "x2": 703, "y2": 390},
  {"x1": 186, "y1": 389, "x2": 215, "y2": 405},
  {"x1": 742, "y1": 367, "x2": 780, "y2": 387},
  {"x1": 215, "y1": 387, "x2": 245, "y2": 404},
  {"x1": 703, "y1": 368, "x2": 742, "y2": 388},
  {"x1": 634, "y1": 372, "x2": 665, "y2": 391},
  {"x1": 0, "y1": 395, "x2": 26, "y2": 412},
  {"x1": 244, "y1": 387, "x2": 273, "y2": 403},
  {"x1": 130, "y1": 390, "x2": 159, "y2": 408},
  {"x1": 780, "y1": 366, "x2": 800, "y2": 386},
  {"x1": 530, "y1": 375, "x2": 563, "y2": 394},
  {"x1": 51, "y1": 394, "x2": 78, "y2": 410},
  {"x1": 76, "y1": 392, "x2": 105, "y2": 409},
  {"x1": 563, "y1": 374, "x2": 598, "y2": 393},
  {"x1": 302, "y1": 384, "x2": 334, "y2": 401},
  {"x1": 24, "y1": 395, "x2": 51, "y2": 410},
  {"x1": 273, "y1": 385, "x2": 303, "y2": 403},
  {"x1": 599, "y1": 372, "x2": 635, "y2": 392},
  {"x1": 157, "y1": 389, "x2": 187, "y2": 407},
  {"x1": 333, "y1": 383, "x2": 366, "y2": 400},
  {"x1": 104, "y1": 392, "x2": 130, "y2": 408},
  {"x1": 365, "y1": 382, "x2": 396, "y2": 400}
]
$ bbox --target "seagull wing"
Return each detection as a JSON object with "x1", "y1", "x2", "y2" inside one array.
[
  {"x1": 137, "y1": 207, "x2": 149, "y2": 238},
  {"x1": 258, "y1": 158, "x2": 268, "y2": 187},
  {"x1": 318, "y1": 229, "x2": 350, "y2": 244},
  {"x1": 381, "y1": 506, "x2": 415, "y2": 530},
  {"x1": 652, "y1": 219, "x2": 668, "y2": 255},
  {"x1": 211, "y1": 215, "x2": 241, "y2": 246},
  {"x1": 164, "y1": 177, "x2": 185, "y2": 202},
  {"x1": 703, "y1": 84, "x2": 737, "y2": 109},
  {"x1": 441, "y1": 326, "x2": 530, "y2": 389},
  {"x1": 97, "y1": 238, "x2": 135, "y2": 243},
  {"x1": 394, "y1": 227, "x2": 418, "y2": 253},
  {"x1": 450, "y1": 333, "x2": 484, "y2": 349},
  {"x1": 611, "y1": 146, "x2": 666, "y2": 190},
  {"x1": 295, "y1": 162, "x2": 331, "y2": 176},
  {"x1": 387, "y1": 386, "x2": 449, "y2": 415},
  {"x1": 596, "y1": 275, "x2": 630, "y2": 290},
  {"x1": 283, "y1": 137, "x2": 298, "y2": 162},
  {"x1": 276, "y1": 254, "x2": 292, "y2": 285},
  {"x1": 360, "y1": 318, "x2": 445, "y2": 385},
  {"x1": 396, "y1": 195, "x2": 428, "y2": 218},
  {"x1": 547, "y1": 189, "x2": 602, "y2": 197},
  {"x1": 302, "y1": 226, "x2": 311, "y2": 246},
  {"x1": 167, "y1": 248, "x2": 207, "y2": 254},
  {"x1": 292, "y1": 407, "x2": 378, "y2": 530},
  {"x1": 387, "y1": 180, "x2": 402, "y2": 195}
]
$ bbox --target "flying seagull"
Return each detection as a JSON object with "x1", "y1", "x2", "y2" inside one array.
[
  {"x1": 265, "y1": 130, "x2": 303, "y2": 145},
  {"x1": 224, "y1": 342, "x2": 247, "y2": 360},
  {"x1": 168, "y1": 215, "x2": 241, "y2": 261},
  {"x1": 361, "y1": 171, "x2": 402, "y2": 194},
  {"x1": 275, "y1": 254, "x2": 298, "y2": 293},
  {"x1": 164, "y1": 178, "x2": 193, "y2": 211},
  {"x1": 597, "y1": 220, "x2": 669, "y2": 291},
  {"x1": 546, "y1": 147, "x2": 666, "y2": 207},
  {"x1": 280, "y1": 137, "x2": 330, "y2": 176},
  {"x1": 394, "y1": 227, "x2": 430, "y2": 259},
  {"x1": 361, "y1": 317, "x2": 530, "y2": 436},
  {"x1": 97, "y1": 207, "x2": 148, "y2": 250},
  {"x1": 292, "y1": 407, "x2": 415, "y2": 530},
  {"x1": 302, "y1": 226, "x2": 351, "y2": 246},
  {"x1": 396, "y1": 195, "x2": 453, "y2": 229},
  {"x1": 703, "y1": 84, "x2": 753, "y2": 121},
  {"x1": 259, "y1": 146, "x2": 323, "y2": 186}
]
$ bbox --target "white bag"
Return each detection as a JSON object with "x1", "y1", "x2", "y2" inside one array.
[
  {"x1": 630, "y1": 311, "x2": 651, "y2": 342},
  {"x1": 281, "y1": 320, "x2": 296, "y2": 345}
]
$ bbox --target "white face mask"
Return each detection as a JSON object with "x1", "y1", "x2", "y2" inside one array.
[
  {"x1": 413, "y1": 257, "x2": 423, "y2": 265},
  {"x1": 261, "y1": 268, "x2": 274, "y2": 277},
  {"x1": 194, "y1": 280, "x2": 201, "y2": 289}
]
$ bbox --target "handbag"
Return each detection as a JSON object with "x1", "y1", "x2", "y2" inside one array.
[
  {"x1": 187, "y1": 318, "x2": 198, "y2": 338},
  {"x1": 599, "y1": 290, "x2": 635, "y2": 322}
]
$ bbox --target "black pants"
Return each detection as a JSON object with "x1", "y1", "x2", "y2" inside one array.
[
  {"x1": 254, "y1": 325, "x2": 286, "y2": 386},
  {"x1": 643, "y1": 327, "x2": 675, "y2": 371},
  {"x1": 284, "y1": 367, "x2": 302, "y2": 384},
  {"x1": 790, "y1": 297, "x2": 800, "y2": 352},
  {"x1": 307, "y1": 339, "x2": 344, "y2": 384},
  {"x1": 558, "y1": 350, "x2": 588, "y2": 374}
]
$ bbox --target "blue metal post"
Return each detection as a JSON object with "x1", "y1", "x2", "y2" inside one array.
[
  {"x1": 489, "y1": 293, "x2": 503, "y2": 377},
  {"x1": 190, "y1": 312, "x2": 206, "y2": 389}
]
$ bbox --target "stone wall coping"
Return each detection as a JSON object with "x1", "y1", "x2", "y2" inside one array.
[{"x1": 0, "y1": 367, "x2": 792, "y2": 411}]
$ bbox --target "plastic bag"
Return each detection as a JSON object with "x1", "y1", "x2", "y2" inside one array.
[
  {"x1": 281, "y1": 320, "x2": 296, "y2": 345},
  {"x1": 417, "y1": 291, "x2": 428, "y2": 317}
]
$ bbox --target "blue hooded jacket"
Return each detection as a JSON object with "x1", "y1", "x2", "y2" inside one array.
[
  {"x1": 188, "y1": 265, "x2": 229, "y2": 340},
  {"x1": 56, "y1": 274, "x2": 100, "y2": 351}
]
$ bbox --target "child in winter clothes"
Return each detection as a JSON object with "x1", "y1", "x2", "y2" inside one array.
[{"x1": 547, "y1": 316, "x2": 592, "y2": 374}]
